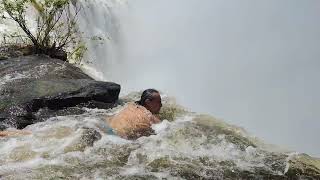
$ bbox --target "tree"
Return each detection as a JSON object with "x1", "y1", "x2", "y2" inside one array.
[{"x1": 0, "y1": 0, "x2": 83, "y2": 62}]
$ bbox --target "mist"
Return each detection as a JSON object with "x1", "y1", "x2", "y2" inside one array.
[{"x1": 98, "y1": 0, "x2": 320, "y2": 156}]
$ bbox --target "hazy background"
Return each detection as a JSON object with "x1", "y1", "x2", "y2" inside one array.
[{"x1": 102, "y1": 0, "x2": 320, "y2": 156}]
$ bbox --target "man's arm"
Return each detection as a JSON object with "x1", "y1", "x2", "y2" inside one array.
[{"x1": 0, "y1": 130, "x2": 31, "y2": 137}]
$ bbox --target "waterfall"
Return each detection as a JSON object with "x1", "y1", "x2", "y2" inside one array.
[
  {"x1": 79, "y1": 0, "x2": 320, "y2": 157},
  {"x1": 76, "y1": 0, "x2": 128, "y2": 81}
]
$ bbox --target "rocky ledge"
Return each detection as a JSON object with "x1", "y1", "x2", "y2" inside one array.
[{"x1": 0, "y1": 55, "x2": 120, "y2": 129}]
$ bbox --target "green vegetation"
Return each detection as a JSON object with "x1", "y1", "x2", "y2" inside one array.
[{"x1": 0, "y1": 0, "x2": 85, "y2": 62}]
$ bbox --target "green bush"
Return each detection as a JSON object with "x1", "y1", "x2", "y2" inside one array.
[{"x1": 0, "y1": 0, "x2": 85, "y2": 62}]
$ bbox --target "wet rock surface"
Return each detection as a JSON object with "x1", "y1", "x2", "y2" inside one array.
[
  {"x1": 0, "y1": 54, "x2": 91, "y2": 80},
  {"x1": 0, "y1": 55, "x2": 120, "y2": 129}
]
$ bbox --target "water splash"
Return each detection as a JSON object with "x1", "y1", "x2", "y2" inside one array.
[{"x1": 1, "y1": 93, "x2": 318, "y2": 179}]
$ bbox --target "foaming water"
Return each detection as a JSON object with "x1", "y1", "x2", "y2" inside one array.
[{"x1": 0, "y1": 93, "x2": 299, "y2": 179}]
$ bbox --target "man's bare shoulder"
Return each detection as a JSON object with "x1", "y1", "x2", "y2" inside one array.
[
  {"x1": 109, "y1": 103, "x2": 151, "y2": 123},
  {"x1": 107, "y1": 102, "x2": 158, "y2": 139}
]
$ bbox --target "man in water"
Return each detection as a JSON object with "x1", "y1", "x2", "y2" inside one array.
[
  {"x1": 107, "y1": 89, "x2": 162, "y2": 139},
  {"x1": 1, "y1": 89, "x2": 162, "y2": 139}
]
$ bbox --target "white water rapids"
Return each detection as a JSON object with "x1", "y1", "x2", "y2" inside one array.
[
  {"x1": 0, "y1": 92, "x2": 297, "y2": 179},
  {"x1": 1, "y1": 0, "x2": 320, "y2": 179}
]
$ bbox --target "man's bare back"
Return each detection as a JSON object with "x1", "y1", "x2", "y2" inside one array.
[
  {"x1": 107, "y1": 103, "x2": 160, "y2": 139},
  {"x1": 107, "y1": 89, "x2": 162, "y2": 139}
]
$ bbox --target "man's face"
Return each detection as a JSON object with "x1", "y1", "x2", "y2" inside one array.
[{"x1": 145, "y1": 92, "x2": 162, "y2": 114}]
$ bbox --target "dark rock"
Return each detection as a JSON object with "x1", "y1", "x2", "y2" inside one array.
[
  {"x1": 0, "y1": 45, "x2": 26, "y2": 59},
  {"x1": 0, "y1": 124, "x2": 7, "y2": 131},
  {"x1": 0, "y1": 45, "x2": 68, "y2": 61},
  {"x1": 0, "y1": 54, "x2": 9, "y2": 60},
  {"x1": 0, "y1": 79, "x2": 120, "y2": 129},
  {"x1": 33, "y1": 107, "x2": 86, "y2": 123},
  {"x1": 82, "y1": 100, "x2": 117, "y2": 109},
  {"x1": 0, "y1": 55, "x2": 91, "y2": 80},
  {"x1": 0, "y1": 55, "x2": 120, "y2": 129},
  {"x1": 48, "y1": 49, "x2": 68, "y2": 61}
]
